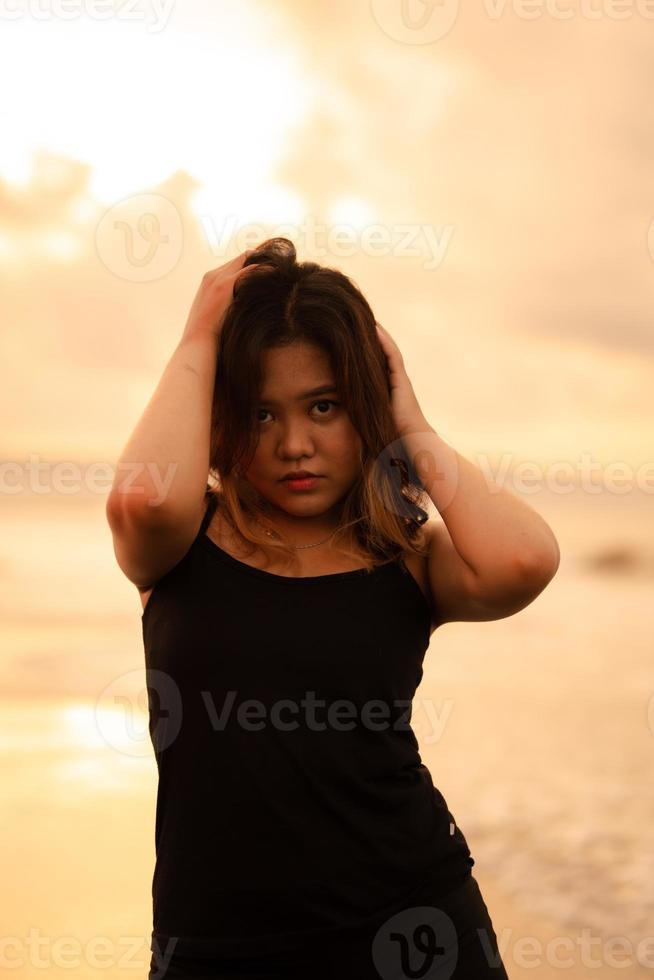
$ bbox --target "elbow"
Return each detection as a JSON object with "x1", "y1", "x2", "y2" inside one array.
[
  {"x1": 475, "y1": 546, "x2": 560, "y2": 611},
  {"x1": 515, "y1": 543, "x2": 560, "y2": 592},
  {"x1": 106, "y1": 484, "x2": 170, "y2": 534}
]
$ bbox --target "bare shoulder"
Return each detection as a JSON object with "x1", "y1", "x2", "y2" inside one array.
[{"x1": 420, "y1": 518, "x2": 550, "y2": 627}]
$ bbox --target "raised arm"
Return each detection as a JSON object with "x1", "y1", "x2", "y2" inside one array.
[
  {"x1": 374, "y1": 321, "x2": 560, "y2": 627},
  {"x1": 105, "y1": 250, "x2": 255, "y2": 590}
]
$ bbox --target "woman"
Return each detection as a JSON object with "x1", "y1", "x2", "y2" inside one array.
[{"x1": 106, "y1": 238, "x2": 559, "y2": 979}]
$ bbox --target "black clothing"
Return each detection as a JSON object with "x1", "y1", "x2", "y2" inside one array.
[
  {"x1": 142, "y1": 490, "x2": 480, "y2": 962},
  {"x1": 148, "y1": 874, "x2": 509, "y2": 979}
]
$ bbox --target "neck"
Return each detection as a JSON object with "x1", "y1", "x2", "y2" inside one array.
[{"x1": 252, "y1": 502, "x2": 346, "y2": 548}]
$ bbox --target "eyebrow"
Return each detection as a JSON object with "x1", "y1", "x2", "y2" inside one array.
[{"x1": 258, "y1": 384, "x2": 339, "y2": 406}]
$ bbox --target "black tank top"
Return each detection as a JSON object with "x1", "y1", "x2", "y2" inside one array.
[{"x1": 142, "y1": 489, "x2": 475, "y2": 958}]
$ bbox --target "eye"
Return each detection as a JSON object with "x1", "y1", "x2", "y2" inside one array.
[
  {"x1": 257, "y1": 401, "x2": 340, "y2": 425},
  {"x1": 311, "y1": 399, "x2": 339, "y2": 417}
]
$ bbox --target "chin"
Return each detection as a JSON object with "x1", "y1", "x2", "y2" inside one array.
[{"x1": 273, "y1": 486, "x2": 340, "y2": 513}]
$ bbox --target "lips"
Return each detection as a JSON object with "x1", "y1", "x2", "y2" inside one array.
[
  {"x1": 283, "y1": 475, "x2": 321, "y2": 491},
  {"x1": 281, "y1": 472, "x2": 319, "y2": 481}
]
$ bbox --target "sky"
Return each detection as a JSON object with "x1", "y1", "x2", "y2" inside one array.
[
  {"x1": 0, "y1": 0, "x2": 652, "y2": 487},
  {"x1": 1, "y1": 4, "x2": 653, "y2": 947}
]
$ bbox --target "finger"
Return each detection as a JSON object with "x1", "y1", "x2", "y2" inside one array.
[
  {"x1": 231, "y1": 249, "x2": 253, "y2": 268},
  {"x1": 205, "y1": 250, "x2": 256, "y2": 279},
  {"x1": 234, "y1": 262, "x2": 259, "y2": 280},
  {"x1": 221, "y1": 251, "x2": 250, "y2": 272},
  {"x1": 227, "y1": 263, "x2": 259, "y2": 291}
]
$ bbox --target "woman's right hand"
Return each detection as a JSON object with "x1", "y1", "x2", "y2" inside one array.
[{"x1": 182, "y1": 249, "x2": 257, "y2": 342}]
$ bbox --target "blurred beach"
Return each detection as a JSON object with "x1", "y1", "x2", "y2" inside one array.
[
  {"x1": 1, "y1": 483, "x2": 653, "y2": 978},
  {"x1": 2, "y1": 2, "x2": 654, "y2": 975}
]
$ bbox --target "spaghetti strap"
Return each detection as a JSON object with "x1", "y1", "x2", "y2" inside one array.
[{"x1": 199, "y1": 485, "x2": 219, "y2": 537}]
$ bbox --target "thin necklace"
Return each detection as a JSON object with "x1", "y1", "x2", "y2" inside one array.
[{"x1": 252, "y1": 516, "x2": 342, "y2": 550}]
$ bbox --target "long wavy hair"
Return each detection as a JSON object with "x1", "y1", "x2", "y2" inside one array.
[{"x1": 208, "y1": 237, "x2": 431, "y2": 573}]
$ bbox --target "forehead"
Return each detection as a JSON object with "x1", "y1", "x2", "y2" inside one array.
[{"x1": 258, "y1": 343, "x2": 334, "y2": 396}]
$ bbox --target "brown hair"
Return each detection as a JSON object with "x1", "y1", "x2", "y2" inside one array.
[{"x1": 208, "y1": 237, "x2": 431, "y2": 573}]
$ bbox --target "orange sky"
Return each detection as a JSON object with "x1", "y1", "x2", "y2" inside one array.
[
  {"x1": 1, "y1": 10, "x2": 652, "y2": 952},
  {"x1": 1, "y1": 0, "x2": 652, "y2": 483}
]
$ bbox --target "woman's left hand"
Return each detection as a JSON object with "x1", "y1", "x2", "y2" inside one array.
[{"x1": 375, "y1": 321, "x2": 432, "y2": 438}]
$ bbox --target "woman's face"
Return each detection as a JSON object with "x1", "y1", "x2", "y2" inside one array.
[{"x1": 241, "y1": 342, "x2": 363, "y2": 526}]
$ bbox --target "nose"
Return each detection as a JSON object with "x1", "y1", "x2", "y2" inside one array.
[{"x1": 275, "y1": 418, "x2": 316, "y2": 461}]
